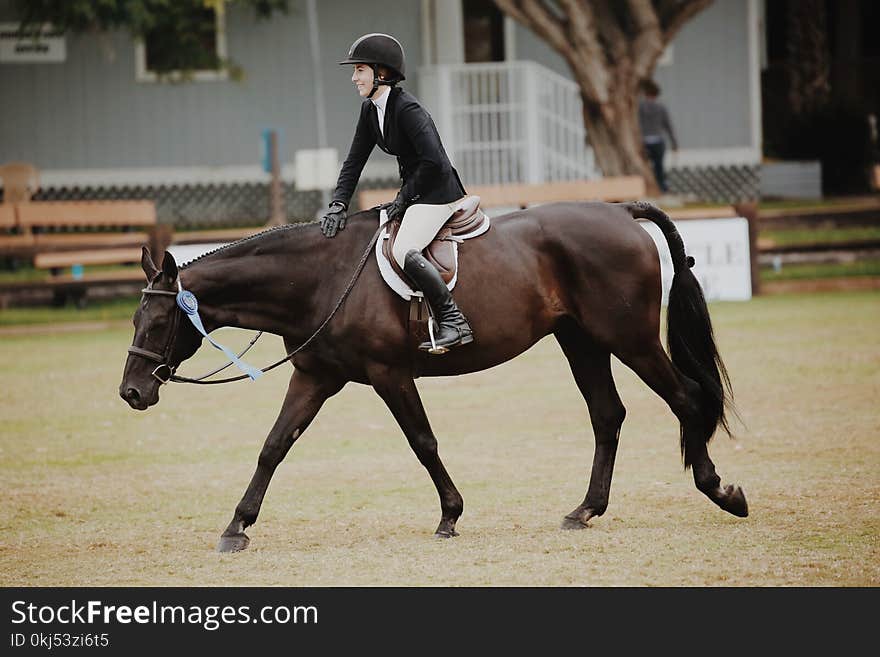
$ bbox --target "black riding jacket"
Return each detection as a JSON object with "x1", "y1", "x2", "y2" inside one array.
[{"x1": 331, "y1": 86, "x2": 466, "y2": 210}]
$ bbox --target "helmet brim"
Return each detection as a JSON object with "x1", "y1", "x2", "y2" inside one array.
[{"x1": 339, "y1": 59, "x2": 405, "y2": 81}]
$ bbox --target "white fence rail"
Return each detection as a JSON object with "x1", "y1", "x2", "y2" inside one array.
[{"x1": 419, "y1": 61, "x2": 599, "y2": 186}]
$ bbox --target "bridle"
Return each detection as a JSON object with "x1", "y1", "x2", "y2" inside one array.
[
  {"x1": 126, "y1": 223, "x2": 383, "y2": 386},
  {"x1": 127, "y1": 284, "x2": 183, "y2": 385}
]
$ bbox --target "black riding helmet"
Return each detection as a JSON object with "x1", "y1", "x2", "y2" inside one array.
[{"x1": 340, "y1": 33, "x2": 406, "y2": 98}]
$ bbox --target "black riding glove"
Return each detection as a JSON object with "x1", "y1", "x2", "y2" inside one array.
[
  {"x1": 385, "y1": 192, "x2": 409, "y2": 221},
  {"x1": 321, "y1": 202, "x2": 347, "y2": 238}
]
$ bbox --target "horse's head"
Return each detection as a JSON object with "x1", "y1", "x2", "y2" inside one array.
[{"x1": 119, "y1": 248, "x2": 202, "y2": 410}]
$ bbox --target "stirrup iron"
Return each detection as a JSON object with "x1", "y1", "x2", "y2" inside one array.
[{"x1": 426, "y1": 317, "x2": 448, "y2": 355}]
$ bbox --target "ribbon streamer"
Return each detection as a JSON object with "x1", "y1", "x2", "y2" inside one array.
[{"x1": 176, "y1": 290, "x2": 262, "y2": 381}]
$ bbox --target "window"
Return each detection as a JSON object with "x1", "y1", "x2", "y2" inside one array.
[
  {"x1": 463, "y1": 0, "x2": 505, "y2": 63},
  {"x1": 135, "y1": 5, "x2": 227, "y2": 82}
]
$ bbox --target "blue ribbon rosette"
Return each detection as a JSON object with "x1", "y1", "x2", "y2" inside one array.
[{"x1": 176, "y1": 289, "x2": 262, "y2": 381}]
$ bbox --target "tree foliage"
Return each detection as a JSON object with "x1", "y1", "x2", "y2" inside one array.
[
  {"x1": 785, "y1": 0, "x2": 830, "y2": 117},
  {"x1": 13, "y1": 0, "x2": 289, "y2": 78}
]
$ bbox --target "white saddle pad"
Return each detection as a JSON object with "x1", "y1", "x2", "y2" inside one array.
[{"x1": 375, "y1": 205, "x2": 490, "y2": 301}]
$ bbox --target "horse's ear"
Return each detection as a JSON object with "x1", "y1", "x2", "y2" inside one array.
[
  {"x1": 141, "y1": 246, "x2": 159, "y2": 280},
  {"x1": 161, "y1": 250, "x2": 178, "y2": 284}
]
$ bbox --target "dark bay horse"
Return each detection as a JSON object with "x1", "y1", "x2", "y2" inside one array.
[{"x1": 119, "y1": 200, "x2": 748, "y2": 552}]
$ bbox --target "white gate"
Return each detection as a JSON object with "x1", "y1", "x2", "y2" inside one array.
[{"x1": 419, "y1": 61, "x2": 599, "y2": 186}]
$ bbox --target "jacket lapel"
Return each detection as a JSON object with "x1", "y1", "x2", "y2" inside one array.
[
  {"x1": 378, "y1": 87, "x2": 402, "y2": 152},
  {"x1": 369, "y1": 103, "x2": 384, "y2": 150},
  {"x1": 388, "y1": 88, "x2": 402, "y2": 147}
]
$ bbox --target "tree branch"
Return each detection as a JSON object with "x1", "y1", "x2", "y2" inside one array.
[
  {"x1": 497, "y1": 1, "x2": 615, "y2": 105},
  {"x1": 591, "y1": 0, "x2": 629, "y2": 68},
  {"x1": 558, "y1": 0, "x2": 612, "y2": 103},
  {"x1": 659, "y1": 0, "x2": 714, "y2": 44},
  {"x1": 626, "y1": 0, "x2": 665, "y2": 80},
  {"x1": 493, "y1": 0, "x2": 569, "y2": 54}
]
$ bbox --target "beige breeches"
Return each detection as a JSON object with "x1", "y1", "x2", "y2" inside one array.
[{"x1": 391, "y1": 201, "x2": 460, "y2": 268}]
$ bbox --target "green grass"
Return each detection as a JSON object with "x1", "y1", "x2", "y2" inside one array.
[
  {"x1": 760, "y1": 259, "x2": 880, "y2": 281},
  {"x1": 0, "y1": 263, "x2": 140, "y2": 283},
  {"x1": 760, "y1": 227, "x2": 880, "y2": 247},
  {"x1": 757, "y1": 196, "x2": 880, "y2": 211},
  {"x1": 0, "y1": 295, "x2": 139, "y2": 326}
]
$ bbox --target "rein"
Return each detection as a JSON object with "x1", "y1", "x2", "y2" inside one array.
[{"x1": 129, "y1": 224, "x2": 383, "y2": 385}]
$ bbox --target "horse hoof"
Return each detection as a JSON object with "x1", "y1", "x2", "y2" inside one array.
[
  {"x1": 217, "y1": 533, "x2": 250, "y2": 553},
  {"x1": 434, "y1": 529, "x2": 459, "y2": 539},
  {"x1": 561, "y1": 506, "x2": 599, "y2": 529},
  {"x1": 723, "y1": 485, "x2": 749, "y2": 518},
  {"x1": 561, "y1": 516, "x2": 590, "y2": 530}
]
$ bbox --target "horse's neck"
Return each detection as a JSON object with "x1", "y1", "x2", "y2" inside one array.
[
  {"x1": 177, "y1": 224, "x2": 366, "y2": 338},
  {"x1": 180, "y1": 246, "x2": 322, "y2": 337}
]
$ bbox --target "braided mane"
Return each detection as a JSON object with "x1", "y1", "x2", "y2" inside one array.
[{"x1": 179, "y1": 220, "x2": 319, "y2": 269}]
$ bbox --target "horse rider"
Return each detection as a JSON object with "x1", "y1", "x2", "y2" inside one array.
[{"x1": 320, "y1": 33, "x2": 474, "y2": 354}]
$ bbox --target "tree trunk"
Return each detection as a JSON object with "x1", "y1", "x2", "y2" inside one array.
[
  {"x1": 786, "y1": 0, "x2": 831, "y2": 117},
  {"x1": 831, "y1": 0, "x2": 861, "y2": 108},
  {"x1": 493, "y1": 0, "x2": 712, "y2": 197},
  {"x1": 580, "y1": 91, "x2": 659, "y2": 195}
]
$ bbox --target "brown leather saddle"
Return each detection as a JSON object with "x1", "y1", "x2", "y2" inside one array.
[{"x1": 380, "y1": 195, "x2": 489, "y2": 286}]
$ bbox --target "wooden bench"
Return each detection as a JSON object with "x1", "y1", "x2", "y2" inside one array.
[
  {"x1": 0, "y1": 200, "x2": 164, "y2": 305},
  {"x1": 0, "y1": 269, "x2": 148, "y2": 309},
  {"x1": 30, "y1": 246, "x2": 146, "y2": 306},
  {"x1": 357, "y1": 176, "x2": 647, "y2": 212},
  {"x1": 34, "y1": 247, "x2": 144, "y2": 271},
  {"x1": 0, "y1": 200, "x2": 166, "y2": 259},
  {"x1": 0, "y1": 204, "x2": 15, "y2": 230},
  {"x1": 665, "y1": 206, "x2": 739, "y2": 220}
]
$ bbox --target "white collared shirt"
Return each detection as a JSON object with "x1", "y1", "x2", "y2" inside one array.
[{"x1": 371, "y1": 85, "x2": 391, "y2": 137}]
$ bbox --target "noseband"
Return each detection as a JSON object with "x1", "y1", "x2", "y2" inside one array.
[{"x1": 127, "y1": 284, "x2": 181, "y2": 384}]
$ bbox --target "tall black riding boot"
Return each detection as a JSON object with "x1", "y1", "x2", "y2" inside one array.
[{"x1": 403, "y1": 249, "x2": 474, "y2": 353}]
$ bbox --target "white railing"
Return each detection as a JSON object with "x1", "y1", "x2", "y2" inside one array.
[{"x1": 419, "y1": 61, "x2": 598, "y2": 186}]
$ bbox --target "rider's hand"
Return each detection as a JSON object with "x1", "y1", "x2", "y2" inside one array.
[
  {"x1": 321, "y1": 202, "x2": 347, "y2": 238},
  {"x1": 385, "y1": 192, "x2": 408, "y2": 221}
]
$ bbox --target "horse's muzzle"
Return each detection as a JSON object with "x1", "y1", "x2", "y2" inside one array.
[{"x1": 119, "y1": 385, "x2": 150, "y2": 411}]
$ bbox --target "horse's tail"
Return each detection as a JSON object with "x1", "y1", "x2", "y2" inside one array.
[{"x1": 622, "y1": 201, "x2": 734, "y2": 465}]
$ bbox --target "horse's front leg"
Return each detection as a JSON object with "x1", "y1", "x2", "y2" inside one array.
[
  {"x1": 218, "y1": 368, "x2": 344, "y2": 552},
  {"x1": 367, "y1": 363, "x2": 464, "y2": 538}
]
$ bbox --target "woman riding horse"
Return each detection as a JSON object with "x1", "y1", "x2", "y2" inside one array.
[{"x1": 320, "y1": 32, "x2": 473, "y2": 353}]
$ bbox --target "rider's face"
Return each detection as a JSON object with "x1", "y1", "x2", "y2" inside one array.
[{"x1": 352, "y1": 64, "x2": 374, "y2": 97}]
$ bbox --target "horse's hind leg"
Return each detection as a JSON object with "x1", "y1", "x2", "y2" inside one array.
[
  {"x1": 620, "y1": 341, "x2": 748, "y2": 517},
  {"x1": 367, "y1": 363, "x2": 464, "y2": 538},
  {"x1": 554, "y1": 321, "x2": 627, "y2": 529},
  {"x1": 218, "y1": 368, "x2": 345, "y2": 552}
]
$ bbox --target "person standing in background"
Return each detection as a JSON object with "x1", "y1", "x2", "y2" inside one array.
[{"x1": 638, "y1": 79, "x2": 678, "y2": 194}]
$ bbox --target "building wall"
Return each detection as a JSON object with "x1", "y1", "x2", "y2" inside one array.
[
  {"x1": 0, "y1": 0, "x2": 420, "y2": 181},
  {"x1": 0, "y1": 0, "x2": 761, "y2": 212}
]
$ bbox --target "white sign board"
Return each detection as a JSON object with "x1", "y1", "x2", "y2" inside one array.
[
  {"x1": 294, "y1": 148, "x2": 339, "y2": 191},
  {"x1": 639, "y1": 217, "x2": 752, "y2": 302},
  {"x1": 0, "y1": 23, "x2": 66, "y2": 63}
]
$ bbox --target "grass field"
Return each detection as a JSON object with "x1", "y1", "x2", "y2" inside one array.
[{"x1": 0, "y1": 290, "x2": 878, "y2": 586}]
